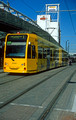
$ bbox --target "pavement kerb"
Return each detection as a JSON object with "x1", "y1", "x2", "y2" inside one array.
[{"x1": 30, "y1": 69, "x2": 76, "y2": 120}]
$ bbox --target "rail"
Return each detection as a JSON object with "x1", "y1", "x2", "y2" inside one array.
[{"x1": 0, "y1": 67, "x2": 67, "y2": 109}]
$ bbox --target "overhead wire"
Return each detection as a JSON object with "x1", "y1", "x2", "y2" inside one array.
[
  {"x1": 64, "y1": 0, "x2": 76, "y2": 34},
  {"x1": 20, "y1": 0, "x2": 37, "y2": 14},
  {"x1": 8, "y1": 0, "x2": 37, "y2": 14}
]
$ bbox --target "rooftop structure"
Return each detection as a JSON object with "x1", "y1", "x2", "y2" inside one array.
[{"x1": 37, "y1": 4, "x2": 61, "y2": 44}]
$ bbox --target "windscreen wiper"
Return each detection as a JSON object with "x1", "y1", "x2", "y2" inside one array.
[{"x1": 11, "y1": 58, "x2": 15, "y2": 61}]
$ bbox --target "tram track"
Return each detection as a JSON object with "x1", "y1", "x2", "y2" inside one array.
[
  {"x1": 0, "y1": 65, "x2": 76, "y2": 120},
  {"x1": 38, "y1": 70, "x2": 76, "y2": 120},
  {"x1": 0, "y1": 75, "x2": 27, "y2": 85},
  {"x1": 0, "y1": 67, "x2": 67, "y2": 109},
  {"x1": 0, "y1": 67, "x2": 67, "y2": 85}
]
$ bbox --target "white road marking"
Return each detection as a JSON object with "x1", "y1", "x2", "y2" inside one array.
[
  {"x1": 11, "y1": 103, "x2": 43, "y2": 109},
  {"x1": 54, "y1": 108, "x2": 71, "y2": 112},
  {"x1": 0, "y1": 102, "x2": 4, "y2": 104}
]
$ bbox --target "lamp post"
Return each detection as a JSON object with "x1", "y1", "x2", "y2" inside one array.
[
  {"x1": 66, "y1": 40, "x2": 69, "y2": 53},
  {"x1": 68, "y1": 41, "x2": 69, "y2": 54}
]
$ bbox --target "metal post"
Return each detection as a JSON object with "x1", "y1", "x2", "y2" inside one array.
[
  {"x1": 66, "y1": 40, "x2": 67, "y2": 51},
  {"x1": 45, "y1": 4, "x2": 60, "y2": 43},
  {"x1": 45, "y1": 4, "x2": 47, "y2": 31},
  {"x1": 57, "y1": 4, "x2": 60, "y2": 22},
  {"x1": 57, "y1": 4, "x2": 60, "y2": 43},
  {"x1": 68, "y1": 41, "x2": 69, "y2": 53},
  {"x1": 66, "y1": 40, "x2": 69, "y2": 52}
]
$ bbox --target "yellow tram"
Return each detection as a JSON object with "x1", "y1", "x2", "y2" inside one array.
[{"x1": 3, "y1": 33, "x2": 68, "y2": 73}]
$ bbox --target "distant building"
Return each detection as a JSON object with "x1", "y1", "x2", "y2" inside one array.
[{"x1": 37, "y1": 14, "x2": 60, "y2": 44}]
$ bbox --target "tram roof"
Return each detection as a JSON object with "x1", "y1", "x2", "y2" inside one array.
[{"x1": 14, "y1": 28, "x2": 61, "y2": 47}]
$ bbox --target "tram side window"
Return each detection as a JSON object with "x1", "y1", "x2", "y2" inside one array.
[
  {"x1": 32, "y1": 45, "x2": 36, "y2": 59},
  {"x1": 53, "y1": 51, "x2": 56, "y2": 60},
  {"x1": 50, "y1": 50, "x2": 52, "y2": 61},
  {"x1": 43, "y1": 48, "x2": 47, "y2": 59},
  {"x1": 47, "y1": 49, "x2": 50, "y2": 55},
  {"x1": 38, "y1": 46, "x2": 42, "y2": 59},
  {"x1": 56, "y1": 51, "x2": 59, "y2": 61},
  {"x1": 62, "y1": 53, "x2": 64, "y2": 61},
  {"x1": 27, "y1": 45, "x2": 31, "y2": 58}
]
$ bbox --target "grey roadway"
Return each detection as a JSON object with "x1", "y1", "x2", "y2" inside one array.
[
  {"x1": 0, "y1": 64, "x2": 76, "y2": 120},
  {"x1": 46, "y1": 65, "x2": 76, "y2": 120}
]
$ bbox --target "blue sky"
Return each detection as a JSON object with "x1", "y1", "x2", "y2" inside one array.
[{"x1": 2, "y1": 0, "x2": 76, "y2": 54}]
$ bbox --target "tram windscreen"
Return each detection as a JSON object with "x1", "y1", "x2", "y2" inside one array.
[{"x1": 6, "y1": 35, "x2": 27, "y2": 58}]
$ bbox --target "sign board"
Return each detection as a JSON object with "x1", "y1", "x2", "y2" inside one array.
[
  {"x1": 40, "y1": 16, "x2": 47, "y2": 20},
  {"x1": 48, "y1": 6, "x2": 57, "y2": 11}
]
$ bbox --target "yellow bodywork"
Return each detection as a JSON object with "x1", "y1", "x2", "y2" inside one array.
[{"x1": 4, "y1": 33, "x2": 68, "y2": 73}]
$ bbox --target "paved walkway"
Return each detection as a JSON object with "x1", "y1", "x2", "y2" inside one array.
[{"x1": 0, "y1": 67, "x2": 3, "y2": 72}]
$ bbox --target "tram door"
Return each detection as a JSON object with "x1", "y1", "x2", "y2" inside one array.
[
  {"x1": 27, "y1": 40, "x2": 37, "y2": 72},
  {"x1": 47, "y1": 48, "x2": 50, "y2": 69}
]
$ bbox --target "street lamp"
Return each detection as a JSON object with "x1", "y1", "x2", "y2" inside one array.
[
  {"x1": 66, "y1": 40, "x2": 69, "y2": 53},
  {"x1": 68, "y1": 41, "x2": 69, "y2": 54}
]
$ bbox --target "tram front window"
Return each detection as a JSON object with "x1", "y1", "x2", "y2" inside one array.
[{"x1": 6, "y1": 35, "x2": 27, "y2": 58}]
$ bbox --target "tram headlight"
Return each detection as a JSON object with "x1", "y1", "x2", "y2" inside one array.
[{"x1": 28, "y1": 42, "x2": 31, "y2": 45}]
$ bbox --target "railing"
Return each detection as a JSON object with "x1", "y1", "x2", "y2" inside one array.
[{"x1": 0, "y1": 1, "x2": 40, "y2": 28}]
